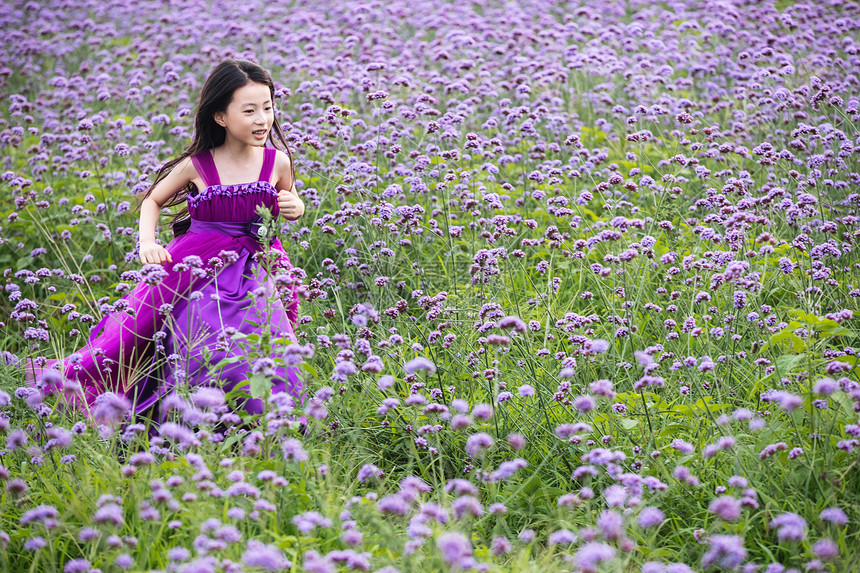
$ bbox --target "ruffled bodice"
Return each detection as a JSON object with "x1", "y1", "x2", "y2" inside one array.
[
  {"x1": 188, "y1": 181, "x2": 280, "y2": 222},
  {"x1": 188, "y1": 148, "x2": 280, "y2": 222}
]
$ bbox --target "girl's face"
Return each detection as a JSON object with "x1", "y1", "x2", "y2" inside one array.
[{"x1": 213, "y1": 82, "x2": 274, "y2": 146}]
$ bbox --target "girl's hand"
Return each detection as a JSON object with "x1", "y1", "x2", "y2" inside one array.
[
  {"x1": 278, "y1": 188, "x2": 305, "y2": 220},
  {"x1": 139, "y1": 240, "x2": 173, "y2": 265}
]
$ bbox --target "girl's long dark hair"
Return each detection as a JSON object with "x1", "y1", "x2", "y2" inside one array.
[{"x1": 136, "y1": 59, "x2": 296, "y2": 223}]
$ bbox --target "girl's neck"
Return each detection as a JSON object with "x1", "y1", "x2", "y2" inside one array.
[{"x1": 214, "y1": 137, "x2": 264, "y2": 165}]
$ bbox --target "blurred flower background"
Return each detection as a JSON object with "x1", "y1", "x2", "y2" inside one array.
[{"x1": 0, "y1": 0, "x2": 859, "y2": 571}]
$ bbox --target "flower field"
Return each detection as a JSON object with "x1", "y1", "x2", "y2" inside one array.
[{"x1": 1, "y1": 0, "x2": 859, "y2": 571}]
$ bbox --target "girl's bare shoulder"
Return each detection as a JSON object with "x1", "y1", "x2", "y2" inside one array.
[
  {"x1": 272, "y1": 148, "x2": 293, "y2": 170},
  {"x1": 272, "y1": 148, "x2": 296, "y2": 188}
]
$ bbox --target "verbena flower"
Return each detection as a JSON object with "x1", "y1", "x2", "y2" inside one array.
[
  {"x1": 464, "y1": 432, "x2": 493, "y2": 457},
  {"x1": 575, "y1": 542, "x2": 616, "y2": 573},
  {"x1": 357, "y1": 464, "x2": 384, "y2": 483},
  {"x1": 63, "y1": 559, "x2": 90, "y2": 573},
  {"x1": 435, "y1": 531, "x2": 472, "y2": 566},
  {"x1": 243, "y1": 539, "x2": 291, "y2": 571},
  {"x1": 638, "y1": 507, "x2": 665, "y2": 529},
  {"x1": 548, "y1": 529, "x2": 577, "y2": 545},
  {"x1": 404, "y1": 357, "x2": 436, "y2": 374},
  {"x1": 770, "y1": 512, "x2": 807, "y2": 542},
  {"x1": 93, "y1": 392, "x2": 131, "y2": 423},
  {"x1": 819, "y1": 507, "x2": 848, "y2": 525},
  {"x1": 282, "y1": 438, "x2": 309, "y2": 462},
  {"x1": 812, "y1": 538, "x2": 839, "y2": 560},
  {"x1": 708, "y1": 496, "x2": 742, "y2": 521},
  {"x1": 701, "y1": 535, "x2": 746, "y2": 570},
  {"x1": 190, "y1": 387, "x2": 225, "y2": 410}
]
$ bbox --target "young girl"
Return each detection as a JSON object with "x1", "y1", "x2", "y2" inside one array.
[{"x1": 34, "y1": 59, "x2": 305, "y2": 417}]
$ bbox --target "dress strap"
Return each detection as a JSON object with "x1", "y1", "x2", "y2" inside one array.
[
  {"x1": 190, "y1": 150, "x2": 221, "y2": 187},
  {"x1": 258, "y1": 147, "x2": 276, "y2": 184}
]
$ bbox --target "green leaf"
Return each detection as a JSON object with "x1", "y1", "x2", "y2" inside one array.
[
  {"x1": 249, "y1": 375, "x2": 271, "y2": 399},
  {"x1": 764, "y1": 329, "x2": 806, "y2": 353},
  {"x1": 619, "y1": 418, "x2": 639, "y2": 430},
  {"x1": 657, "y1": 424, "x2": 690, "y2": 437},
  {"x1": 775, "y1": 353, "x2": 806, "y2": 374},
  {"x1": 210, "y1": 355, "x2": 248, "y2": 369},
  {"x1": 819, "y1": 325, "x2": 855, "y2": 338},
  {"x1": 521, "y1": 475, "x2": 542, "y2": 496}
]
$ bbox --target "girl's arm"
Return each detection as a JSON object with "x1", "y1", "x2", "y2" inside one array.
[
  {"x1": 274, "y1": 150, "x2": 305, "y2": 221},
  {"x1": 139, "y1": 157, "x2": 195, "y2": 264}
]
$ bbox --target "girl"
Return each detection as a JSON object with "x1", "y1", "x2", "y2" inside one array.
[{"x1": 33, "y1": 59, "x2": 305, "y2": 417}]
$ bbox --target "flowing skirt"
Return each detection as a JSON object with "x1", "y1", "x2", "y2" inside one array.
[{"x1": 28, "y1": 229, "x2": 302, "y2": 417}]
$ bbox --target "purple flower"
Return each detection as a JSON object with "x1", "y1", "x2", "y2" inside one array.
[
  {"x1": 93, "y1": 392, "x2": 131, "y2": 422},
  {"x1": 597, "y1": 510, "x2": 624, "y2": 541},
  {"x1": 604, "y1": 485, "x2": 627, "y2": 508},
  {"x1": 489, "y1": 458, "x2": 527, "y2": 482},
  {"x1": 634, "y1": 350, "x2": 654, "y2": 367},
  {"x1": 63, "y1": 559, "x2": 90, "y2": 573},
  {"x1": 548, "y1": 529, "x2": 577, "y2": 545},
  {"x1": 357, "y1": 464, "x2": 384, "y2": 483},
  {"x1": 820, "y1": 507, "x2": 848, "y2": 525},
  {"x1": 377, "y1": 494, "x2": 409, "y2": 515},
  {"x1": 282, "y1": 438, "x2": 309, "y2": 463},
  {"x1": 812, "y1": 538, "x2": 839, "y2": 560},
  {"x1": 507, "y1": 433, "x2": 525, "y2": 450},
  {"x1": 671, "y1": 439, "x2": 695, "y2": 454},
  {"x1": 472, "y1": 403, "x2": 493, "y2": 420},
  {"x1": 291, "y1": 511, "x2": 332, "y2": 534},
  {"x1": 114, "y1": 554, "x2": 134, "y2": 569},
  {"x1": 404, "y1": 357, "x2": 436, "y2": 374},
  {"x1": 243, "y1": 539, "x2": 291, "y2": 571},
  {"x1": 190, "y1": 387, "x2": 225, "y2": 410},
  {"x1": 20, "y1": 505, "x2": 59, "y2": 526},
  {"x1": 770, "y1": 512, "x2": 807, "y2": 542},
  {"x1": 575, "y1": 542, "x2": 616, "y2": 573},
  {"x1": 377, "y1": 375, "x2": 395, "y2": 391},
  {"x1": 708, "y1": 496, "x2": 742, "y2": 521},
  {"x1": 302, "y1": 550, "x2": 335, "y2": 573},
  {"x1": 491, "y1": 536, "x2": 511, "y2": 556},
  {"x1": 638, "y1": 507, "x2": 665, "y2": 529},
  {"x1": 140, "y1": 263, "x2": 169, "y2": 285},
  {"x1": 584, "y1": 339, "x2": 610, "y2": 354},
  {"x1": 813, "y1": 378, "x2": 838, "y2": 395},
  {"x1": 767, "y1": 390, "x2": 803, "y2": 411},
  {"x1": 465, "y1": 432, "x2": 494, "y2": 457},
  {"x1": 498, "y1": 315, "x2": 526, "y2": 333},
  {"x1": 93, "y1": 503, "x2": 124, "y2": 527},
  {"x1": 590, "y1": 379, "x2": 616, "y2": 398},
  {"x1": 36, "y1": 369, "x2": 63, "y2": 390},
  {"x1": 24, "y1": 536, "x2": 46, "y2": 551},
  {"x1": 436, "y1": 531, "x2": 472, "y2": 566},
  {"x1": 451, "y1": 495, "x2": 483, "y2": 520},
  {"x1": 45, "y1": 426, "x2": 73, "y2": 450},
  {"x1": 444, "y1": 479, "x2": 478, "y2": 496},
  {"x1": 159, "y1": 422, "x2": 201, "y2": 449},
  {"x1": 168, "y1": 547, "x2": 190, "y2": 562},
  {"x1": 341, "y1": 528, "x2": 363, "y2": 547},
  {"x1": 7, "y1": 428, "x2": 27, "y2": 451},
  {"x1": 701, "y1": 535, "x2": 746, "y2": 570},
  {"x1": 573, "y1": 394, "x2": 596, "y2": 413},
  {"x1": 517, "y1": 384, "x2": 535, "y2": 397}
]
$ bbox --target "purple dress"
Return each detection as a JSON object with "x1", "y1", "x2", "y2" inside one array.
[{"x1": 34, "y1": 147, "x2": 302, "y2": 416}]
